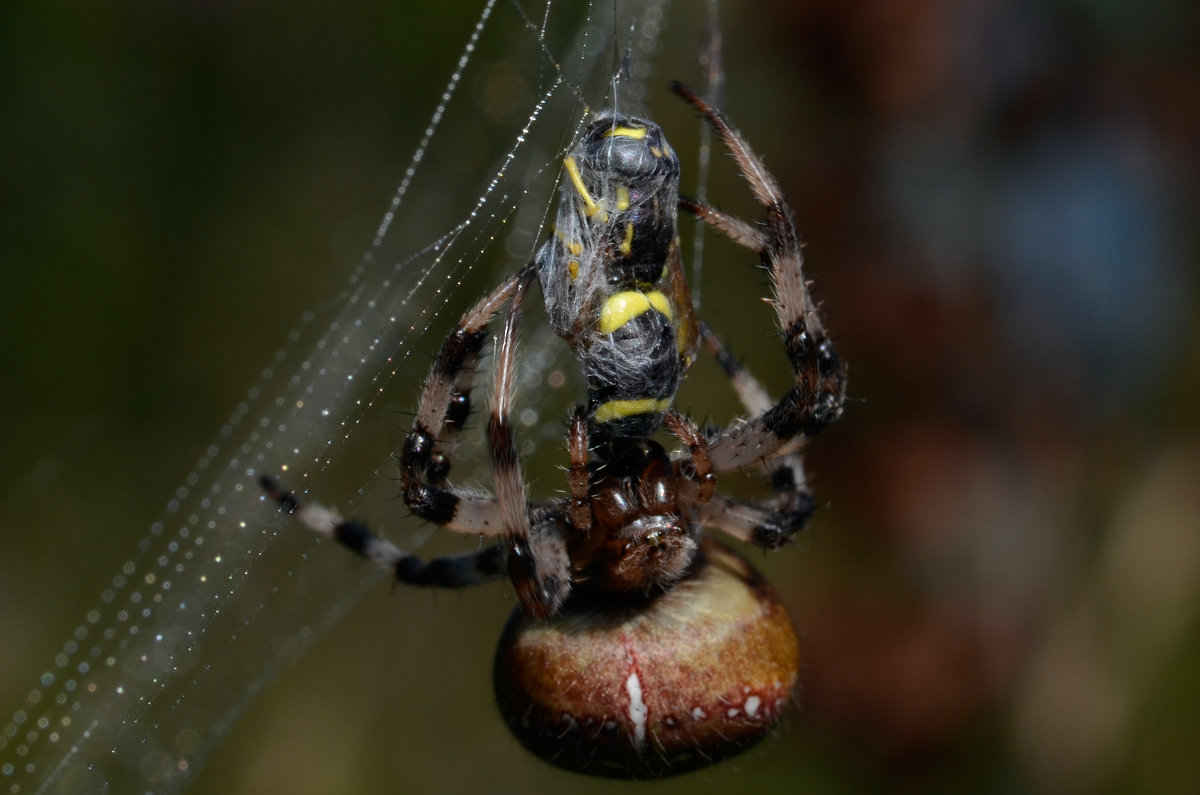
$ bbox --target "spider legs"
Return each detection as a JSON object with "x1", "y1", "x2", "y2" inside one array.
[
  {"x1": 672, "y1": 82, "x2": 847, "y2": 473},
  {"x1": 262, "y1": 264, "x2": 569, "y2": 608},
  {"x1": 689, "y1": 325, "x2": 816, "y2": 549},
  {"x1": 567, "y1": 407, "x2": 591, "y2": 534},
  {"x1": 662, "y1": 409, "x2": 716, "y2": 506},
  {"x1": 259, "y1": 475, "x2": 506, "y2": 587},
  {"x1": 699, "y1": 322, "x2": 808, "y2": 491},
  {"x1": 399, "y1": 262, "x2": 569, "y2": 616},
  {"x1": 488, "y1": 270, "x2": 570, "y2": 617},
  {"x1": 399, "y1": 265, "x2": 537, "y2": 536}
]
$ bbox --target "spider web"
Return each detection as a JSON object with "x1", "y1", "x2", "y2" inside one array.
[{"x1": 0, "y1": 1, "x2": 737, "y2": 791}]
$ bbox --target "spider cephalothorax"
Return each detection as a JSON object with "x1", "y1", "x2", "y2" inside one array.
[{"x1": 262, "y1": 82, "x2": 846, "y2": 778}]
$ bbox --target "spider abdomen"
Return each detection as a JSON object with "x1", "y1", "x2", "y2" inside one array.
[{"x1": 493, "y1": 538, "x2": 799, "y2": 779}]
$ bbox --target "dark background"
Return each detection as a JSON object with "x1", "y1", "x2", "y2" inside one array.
[{"x1": 2, "y1": 0, "x2": 1198, "y2": 792}]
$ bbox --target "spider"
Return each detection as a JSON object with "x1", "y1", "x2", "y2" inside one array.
[{"x1": 262, "y1": 82, "x2": 846, "y2": 778}]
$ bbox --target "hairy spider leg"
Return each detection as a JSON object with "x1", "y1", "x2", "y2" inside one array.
[
  {"x1": 261, "y1": 267, "x2": 544, "y2": 588},
  {"x1": 691, "y1": 323, "x2": 816, "y2": 549},
  {"x1": 699, "y1": 321, "x2": 812, "y2": 500},
  {"x1": 671, "y1": 82, "x2": 847, "y2": 477},
  {"x1": 661, "y1": 408, "x2": 717, "y2": 506},
  {"x1": 487, "y1": 271, "x2": 571, "y2": 618},
  {"x1": 566, "y1": 407, "x2": 591, "y2": 534},
  {"x1": 259, "y1": 475, "x2": 507, "y2": 587},
  {"x1": 399, "y1": 266, "x2": 538, "y2": 537}
]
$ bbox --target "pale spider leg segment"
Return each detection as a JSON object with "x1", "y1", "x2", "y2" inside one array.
[
  {"x1": 672, "y1": 82, "x2": 847, "y2": 473},
  {"x1": 695, "y1": 323, "x2": 816, "y2": 547},
  {"x1": 400, "y1": 266, "x2": 537, "y2": 535},
  {"x1": 489, "y1": 270, "x2": 571, "y2": 618},
  {"x1": 679, "y1": 196, "x2": 763, "y2": 253},
  {"x1": 662, "y1": 409, "x2": 716, "y2": 506},
  {"x1": 664, "y1": 238, "x2": 701, "y2": 369},
  {"x1": 700, "y1": 321, "x2": 810, "y2": 493},
  {"x1": 693, "y1": 494, "x2": 803, "y2": 550},
  {"x1": 259, "y1": 476, "x2": 506, "y2": 586},
  {"x1": 699, "y1": 320, "x2": 772, "y2": 414},
  {"x1": 566, "y1": 406, "x2": 592, "y2": 534}
]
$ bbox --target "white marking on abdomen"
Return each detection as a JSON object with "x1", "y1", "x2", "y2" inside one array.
[{"x1": 625, "y1": 671, "x2": 647, "y2": 752}]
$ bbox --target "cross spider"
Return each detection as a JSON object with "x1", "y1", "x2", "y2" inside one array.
[{"x1": 262, "y1": 82, "x2": 846, "y2": 778}]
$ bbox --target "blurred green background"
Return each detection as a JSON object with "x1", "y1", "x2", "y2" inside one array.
[{"x1": 3, "y1": 0, "x2": 1198, "y2": 792}]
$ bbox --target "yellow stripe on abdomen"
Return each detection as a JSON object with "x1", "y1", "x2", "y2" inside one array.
[
  {"x1": 592, "y1": 398, "x2": 672, "y2": 424},
  {"x1": 599, "y1": 290, "x2": 672, "y2": 334},
  {"x1": 604, "y1": 125, "x2": 648, "y2": 140}
]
